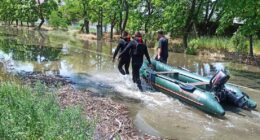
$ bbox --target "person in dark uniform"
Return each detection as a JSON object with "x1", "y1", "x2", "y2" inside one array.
[
  {"x1": 155, "y1": 30, "x2": 168, "y2": 63},
  {"x1": 113, "y1": 31, "x2": 131, "y2": 75},
  {"x1": 119, "y1": 31, "x2": 151, "y2": 91}
]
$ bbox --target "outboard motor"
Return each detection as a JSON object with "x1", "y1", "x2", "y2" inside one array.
[
  {"x1": 210, "y1": 71, "x2": 247, "y2": 108},
  {"x1": 210, "y1": 70, "x2": 230, "y2": 91}
]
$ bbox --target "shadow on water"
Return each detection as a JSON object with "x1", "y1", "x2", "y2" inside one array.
[
  {"x1": 230, "y1": 68, "x2": 260, "y2": 80},
  {"x1": 222, "y1": 105, "x2": 248, "y2": 117},
  {"x1": 230, "y1": 69, "x2": 260, "y2": 86}
]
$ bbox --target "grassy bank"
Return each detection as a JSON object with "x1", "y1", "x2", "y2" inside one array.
[
  {"x1": 0, "y1": 82, "x2": 94, "y2": 139},
  {"x1": 188, "y1": 37, "x2": 260, "y2": 55}
]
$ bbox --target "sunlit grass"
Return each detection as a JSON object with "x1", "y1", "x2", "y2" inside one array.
[
  {"x1": 254, "y1": 40, "x2": 260, "y2": 54},
  {"x1": 189, "y1": 37, "x2": 260, "y2": 54}
]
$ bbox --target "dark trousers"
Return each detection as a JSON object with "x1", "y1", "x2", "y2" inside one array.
[
  {"x1": 132, "y1": 63, "x2": 143, "y2": 91},
  {"x1": 118, "y1": 58, "x2": 130, "y2": 75},
  {"x1": 160, "y1": 58, "x2": 167, "y2": 64},
  {"x1": 155, "y1": 56, "x2": 168, "y2": 64}
]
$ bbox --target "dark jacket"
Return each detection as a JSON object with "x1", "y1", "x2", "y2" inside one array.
[
  {"x1": 113, "y1": 38, "x2": 130, "y2": 60},
  {"x1": 157, "y1": 37, "x2": 168, "y2": 60},
  {"x1": 119, "y1": 37, "x2": 151, "y2": 65}
]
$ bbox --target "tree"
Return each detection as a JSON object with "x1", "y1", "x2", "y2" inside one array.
[
  {"x1": 49, "y1": 11, "x2": 67, "y2": 29},
  {"x1": 218, "y1": 0, "x2": 260, "y2": 57},
  {"x1": 36, "y1": 0, "x2": 58, "y2": 29}
]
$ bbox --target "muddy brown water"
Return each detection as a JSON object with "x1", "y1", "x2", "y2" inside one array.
[{"x1": 0, "y1": 27, "x2": 260, "y2": 140}]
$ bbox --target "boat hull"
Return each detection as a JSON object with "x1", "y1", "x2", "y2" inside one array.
[{"x1": 140, "y1": 60, "x2": 257, "y2": 116}]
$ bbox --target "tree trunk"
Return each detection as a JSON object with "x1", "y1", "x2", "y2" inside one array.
[
  {"x1": 100, "y1": 9, "x2": 103, "y2": 36},
  {"x1": 84, "y1": 19, "x2": 89, "y2": 33},
  {"x1": 119, "y1": 8, "x2": 123, "y2": 35},
  {"x1": 110, "y1": 24, "x2": 114, "y2": 41},
  {"x1": 249, "y1": 35, "x2": 254, "y2": 57},
  {"x1": 183, "y1": 33, "x2": 189, "y2": 49},
  {"x1": 120, "y1": 0, "x2": 129, "y2": 35},
  {"x1": 82, "y1": 2, "x2": 89, "y2": 34},
  {"x1": 16, "y1": 20, "x2": 18, "y2": 26},
  {"x1": 183, "y1": 0, "x2": 196, "y2": 48},
  {"x1": 38, "y1": 18, "x2": 45, "y2": 29},
  {"x1": 37, "y1": 0, "x2": 44, "y2": 30}
]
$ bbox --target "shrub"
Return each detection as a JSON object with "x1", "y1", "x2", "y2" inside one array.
[
  {"x1": 231, "y1": 32, "x2": 248, "y2": 54},
  {"x1": 185, "y1": 46, "x2": 197, "y2": 55},
  {"x1": 49, "y1": 11, "x2": 68, "y2": 29}
]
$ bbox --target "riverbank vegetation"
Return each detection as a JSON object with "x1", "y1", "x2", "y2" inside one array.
[
  {"x1": 188, "y1": 36, "x2": 260, "y2": 55},
  {"x1": 0, "y1": 82, "x2": 94, "y2": 139},
  {"x1": 0, "y1": 64, "x2": 164, "y2": 139}
]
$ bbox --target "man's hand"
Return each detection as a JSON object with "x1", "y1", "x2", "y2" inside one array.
[{"x1": 148, "y1": 64, "x2": 154, "y2": 69}]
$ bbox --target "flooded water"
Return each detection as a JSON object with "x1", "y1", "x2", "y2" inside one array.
[{"x1": 1, "y1": 26, "x2": 260, "y2": 140}]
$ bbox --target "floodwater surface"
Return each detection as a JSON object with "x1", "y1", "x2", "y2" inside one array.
[{"x1": 0, "y1": 27, "x2": 260, "y2": 140}]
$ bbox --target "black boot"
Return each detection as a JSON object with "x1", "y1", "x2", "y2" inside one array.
[{"x1": 137, "y1": 83, "x2": 143, "y2": 92}]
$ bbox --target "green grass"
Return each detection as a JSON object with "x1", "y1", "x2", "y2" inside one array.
[
  {"x1": 0, "y1": 82, "x2": 94, "y2": 139},
  {"x1": 188, "y1": 37, "x2": 231, "y2": 52},
  {"x1": 254, "y1": 39, "x2": 260, "y2": 54},
  {"x1": 188, "y1": 37, "x2": 260, "y2": 54}
]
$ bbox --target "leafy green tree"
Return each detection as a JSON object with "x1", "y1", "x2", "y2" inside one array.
[
  {"x1": 36, "y1": 0, "x2": 58, "y2": 29},
  {"x1": 48, "y1": 11, "x2": 67, "y2": 29},
  {"x1": 218, "y1": 0, "x2": 260, "y2": 56}
]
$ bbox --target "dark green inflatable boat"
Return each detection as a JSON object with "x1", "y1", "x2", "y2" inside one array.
[{"x1": 140, "y1": 60, "x2": 257, "y2": 116}]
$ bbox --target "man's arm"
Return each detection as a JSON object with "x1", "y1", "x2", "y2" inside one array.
[
  {"x1": 157, "y1": 48, "x2": 161, "y2": 59},
  {"x1": 119, "y1": 41, "x2": 132, "y2": 58},
  {"x1": 113, "y1": 43, "x2": 121, "y2": 61},
  {"x1": 157, "y1": 39, "x2": 162, "y2": 59},
  {"x1": 113, "y1": 40, "x2": 124, "y2": 61}
]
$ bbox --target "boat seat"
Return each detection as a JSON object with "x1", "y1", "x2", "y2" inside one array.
[
  {"x1": 180, "y1": 85, "x2": 196, "y2": 92},
  {"x1": 188, "y1": 82, "x2": 209, "y2": 86}
]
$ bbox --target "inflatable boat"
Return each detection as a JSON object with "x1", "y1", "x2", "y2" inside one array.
[{"x1": 140, "y1": 60, "x2": 257, "y2": 116}]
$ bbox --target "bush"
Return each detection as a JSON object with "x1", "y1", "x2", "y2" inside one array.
[
  {"x1": 49, "y1": 11, "x2": 68, "y2": 29},
  {"x1": 0, "y1": 82, "x2": 94, "y2": 139},
  {"x1": 231, "y1": 32, "x2": 248, "y2": 54},
  {"x1": 185, "y1": 46, "x2": 197, "y2": 55}
]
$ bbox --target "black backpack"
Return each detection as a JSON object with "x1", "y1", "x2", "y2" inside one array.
[{"x1": 132, "y1": 41, "x2": 145, "y2": 56}]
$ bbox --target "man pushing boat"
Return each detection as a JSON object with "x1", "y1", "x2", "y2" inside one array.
[
  {"x1": 113, "y1": 31, "x2": 131, "y2": 75},
  {"x1": 119, "y1": 31, "x2": 152, "y2": 91}
]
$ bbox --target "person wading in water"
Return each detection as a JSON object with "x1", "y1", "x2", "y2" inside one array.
[
  {"x1": 119, "y1": 31, "x2": 152, "y2": 91},
  {"x1": 155, "y1": 30, "x2": 168, "y2": 64},
  {"x1": 113, "y1": 31, "x2": 131, "y2": 75}
]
